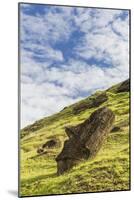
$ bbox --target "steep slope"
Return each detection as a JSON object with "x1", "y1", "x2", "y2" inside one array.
[{"x1": 20, "y1": 79, "x2": 130, "y2": 196}]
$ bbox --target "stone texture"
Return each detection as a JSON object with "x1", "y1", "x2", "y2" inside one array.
[
  {"x1": 117, "y1": 79, "x2": 130, "y2": 93},
  {"x1": 42, "y1": 139, "x2": 57, "y2": 148},
  {"x1": 37, "y1": 147, "x2": 44, "y2": 154},
  {"x1": 56, "y1": 107, "x2": 115, "y2": 175},
  {"x1": 111, "y1": 126, "x2": 121, "y2": 132},
  {"x1": 73, "y1": 92, "x2": 108, "y2": 114},
  {"x1": 23, "y1": 120, "x2": 44, "y2": 133}
]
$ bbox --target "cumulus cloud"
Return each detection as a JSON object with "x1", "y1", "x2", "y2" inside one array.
[
  {"x1": 20, "y1": 6, "x2": 75, "y2": 45},
  {"x1": 74, "y1": 10, "x2": 129, "y2": 71},
  {"x1": 21, "y1": 82, "x2": 82, "y2": 127},
  {"x1": 20, "y1": 4, "x2": 129, "y2": 128}
]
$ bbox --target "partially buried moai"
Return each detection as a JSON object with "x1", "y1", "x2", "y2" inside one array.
[{"x1": 56, "y1": 106, "x2": 115, "y2": 175}]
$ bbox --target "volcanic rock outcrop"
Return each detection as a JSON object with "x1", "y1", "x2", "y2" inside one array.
[
  {"x1": 117, "y1": 79, "x2": 130, "y2": 93},
  {"x1": 73, "y1": 92, "x2": 108, "y2": 114},
  {"x1": 56, "y1": 107, "x2": 115, "y2": 175},
  {"x1": 42, "y1": 139, "x2": 57, "y2": 148},
  {"x1": 37, "y1": 139, "x2": 58, "y2": 155}
]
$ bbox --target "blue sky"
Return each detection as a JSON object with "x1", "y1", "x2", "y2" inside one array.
[{"x1": 20, "y1": 4, "x2": 129, "y2": 128}]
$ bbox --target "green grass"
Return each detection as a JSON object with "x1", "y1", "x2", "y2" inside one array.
[{"x1": 20, "y1": 83, "x2": 130, "y2": 196}]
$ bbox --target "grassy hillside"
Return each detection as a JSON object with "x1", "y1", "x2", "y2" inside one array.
[{"x1": 19, "y1": 80, "x2": 130, "y2": 196}]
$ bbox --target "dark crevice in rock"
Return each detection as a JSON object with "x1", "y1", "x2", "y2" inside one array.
[
  {"x1": 42, "y1": 139, "x2": 57, "y2": 148},
  {"x1": 37, "y1": 139, "x2": 58, "y2": 155},
  {"x1": 111, "y1": 126, "x2": 122, "y2": 132}
]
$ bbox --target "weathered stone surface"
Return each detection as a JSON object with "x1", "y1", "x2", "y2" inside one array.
[
  {"x1": 42, "y1": 139, "x2": 57, "y2": 148},
  {"x1": 73, "y1": 92, "x2": 108, "y2": 114},
  {"x1": 23, "y1": 120, "x2": 44, "y2": 133},
  {"x1": 111, "y1": 126, "x2": 121, "y2": 132},
  {"x1": 117, "y1": 79, "x2": 130, "y2": 93},
  {"x1": 37, "y1": 139, "x2": 57, "y2": 155},
  {"x1": 37, "y1": 147, "x2": 44, "y2": 154},
  {"x1": 62, "y1": 106, "x2": 68, "y2": 111},
  {"x1": 56, "y1": 107, "x2": 115, "y2": 175}
]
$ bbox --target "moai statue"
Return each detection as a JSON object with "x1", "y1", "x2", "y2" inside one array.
[{"x1": 56, "y1": 107, "x2": 115, "y2": 175}]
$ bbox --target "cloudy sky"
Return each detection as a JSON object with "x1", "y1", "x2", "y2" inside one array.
[{"x1": 20, "y1": 3, "x2": 129, "y2": 128}]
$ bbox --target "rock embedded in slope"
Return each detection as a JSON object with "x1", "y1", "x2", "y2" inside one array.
[
  {"x1": 73, "y1": 92, "x2": 108, "y2": 114},
  {"x1": 37, "y1": 147, "x2": 44, "y2": 154},
  {"x1": 23, "y1": 120, "x2": 44, "y2": 133},
  {"x1": 111, "y1": 126, "x2": 121, "y2": 132},
  {"x1": 56, "y1": 106, "x2": 115, "y2": 175},
  {"x1": 42, "y1": 139, "x2": 57, "y2": 148},
  {"x1": 117, "y1": 79, "x2": 130, "y2": 93}
]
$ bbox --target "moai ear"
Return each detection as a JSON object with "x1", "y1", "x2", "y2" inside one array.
[{"x1": 65, "y1": 126, "x2": 77, "y2": 139}]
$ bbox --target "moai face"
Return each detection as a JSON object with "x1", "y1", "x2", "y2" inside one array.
[{"x1": 56, "y1": 107, "x2": 115, "y2": 175}]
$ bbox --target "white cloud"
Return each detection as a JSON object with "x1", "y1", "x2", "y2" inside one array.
[
  {"x1": 20, "y1": 6, "x2": 75, "y2": 45},
  {"x1": 112, "y1": 15, "x2": 129, "y2": 40},
  {"x1": 22, "y1": 42, "x2": 64, "y2": 62},
  {"x1": 74, "y1": 12, "x2": 129, "y2": 73},
  {"x1": 20, "y1": 5, "x2": 129, "y2": 128},
  {"x1": 21, "y1": 82, "x2": 82, "y2": 127},
  {"x1": 91, "y1": 9, "x2": 122, "y2": 28},
  {"x1": 74, "y1": 8, "x2": 122, "y2": 33}
]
